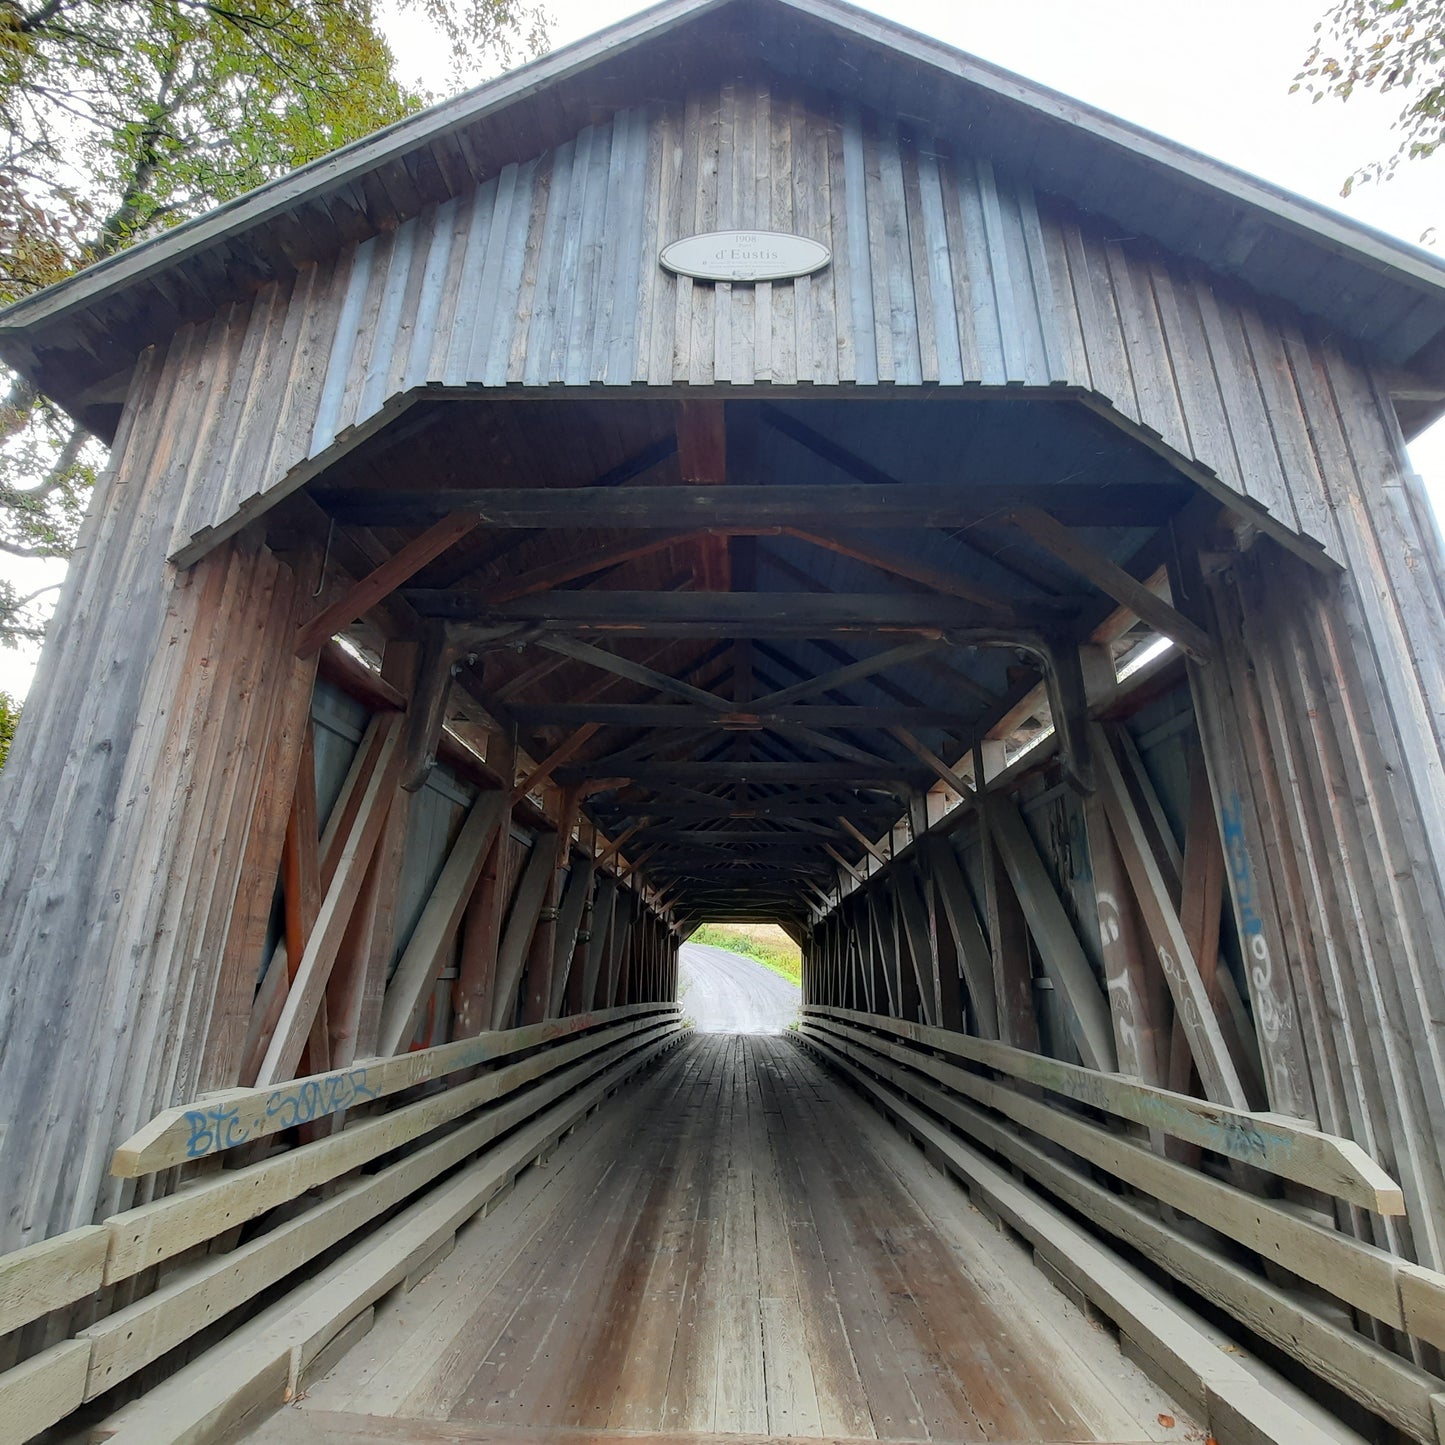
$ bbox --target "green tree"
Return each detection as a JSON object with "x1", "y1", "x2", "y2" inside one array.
[
  {"x1": 0, "y1": 0, "x2": 547, "y2": 646},
  {"x1": 0, "y1": 690, "x2": 17, "y2": 769},
  {"x1": 1296, "y1": 0, "x2": 1445, "y2": 193}
]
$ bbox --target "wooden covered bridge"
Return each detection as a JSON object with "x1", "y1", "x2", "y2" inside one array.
[{"x1": 4, "y1": 0, "x2": 1445, "y2": 1440}]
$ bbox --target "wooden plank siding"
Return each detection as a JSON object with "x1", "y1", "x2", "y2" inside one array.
[
  {"x1": 0, "y1": 320, "x2": 322, "y2": 1246},
  {"x1": 164, "y1": 83, "x2": 1390, "y2": 569}
]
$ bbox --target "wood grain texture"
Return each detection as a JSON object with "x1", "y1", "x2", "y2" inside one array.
[
  {"x1": 155, "y1": 84, "x2": 1385, "y2": 572},
  {"x1": 804, "y1": 1005, "x2": 1402, "y2": 1213},
  {"x1": 0, "y1": 419, "x2": 321, "y2": 1251},
  {"x1": 280, "y1": 1035, "x2": 1189, "y2": 1444}
]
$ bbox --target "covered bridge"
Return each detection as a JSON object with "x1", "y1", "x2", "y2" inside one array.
[{"x1": 3, "y1": 0, "x2": 1445, "y2": 1441}]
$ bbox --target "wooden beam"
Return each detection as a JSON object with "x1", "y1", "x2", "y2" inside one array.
[
  {"x1": 1168, "y1": 750, "x2": 1266, "y2": 1106},
  {"x1": 424, "y1": 591, "x2": 1057, "y2": 634},
  {"x1": 560, "y1": 760, "x2": 922, "y2": 784},
  {"x1": 280, "y1": 721, "x2": 330, "y2": 1074},
  {"x1": 593, "y1": 821, "x2": 643, "y2": 868},
  {"x1": 888, "y1": 725, "x2": 972, "y2": 798},
  {"x1": 826, "y1": 843, "x2": 870, "y2": 884},
  {"x1": 401, "y1": 625, "x2": 457, "y2": 794},
  {"x1": 319, "y1": 640, "x2": 407, "y2": 712},
  {"x1": 523, "y1": 789, "x2": 581, "y2": 1025},
  {"x1": 296, "y1": 513, "x2": 480, "y2": 657},
  {"x1": 1091, "y1": 723, "x2": 1249, "y2": 1109},
  {"x1": 893, "y1": 864, "x2": 943, "y2": 1027},
  {"x1": 240, "y1": 712, "x2": 393, "y2": 1085},
  {"x1": 509, "y1": 702, "x2": 968, "y2": 728},
  {"x1": 640, "y1": 827, "x2": 840, "y2": 845},
  {"x1": 1037, "y1": 637, "x2": 1095, "y2": 795},
  {"x1": 749, "y1": 639, "x2": 946, "y2": 708},
  {"x1": 454, "y1": 844, "x2": 510, "y2": 1039},
  {"x1": 486, "y1": 530, "x2": 706, "y2": 605},
  {"x1": 377, "y1": 789, "x2": 509, "y2": 1055},
  {"x1": 1007, "y1": 507, "x2": 1213, "y2": 662},
  {"x1": 783, "y1": 526, "x2": 1050, "y2": 616},
  {"x1": 984, "y1": 793, "x2": 1117, "y2": 1072},
  {"x1": 489, "y1": 834, "x2": 560, "y2": 1031},
  {"x1": 1086, "y1": 792, "x2": 1170, "y2": 1087},
  {"x1": 320, "y1": 483, "x2": 1113, "y2": 531},
  {"x1": 676, "y1": 400, "x2": 730, "y2": 592},
  {"x1": 257, "y1": 717, "x2": 405, "y2": 1085},
  {"x1": 923, "y1": 837, "x2": 1001, "y2": 1040},
  {"x1": 572, "y1": 872, "x2": 618, "y2": 1012},
  {"x1": 594, "y1": 799, "x2": 893, "y2": 821},
  {"x1": 513, "y1": 725, "x2": 601, "y2": 802},
  {"x1": 767, "y1": 721, "x2": 899, "y2": 768},
  {"x1": 537, "y1": 637, "x2": 730, "y2": 710},
  {"x1": 864, "y1": 893, "x2": 897, "y2": 1017},
  {"x1": 325, "y1": 813, "x2": 394, "y2": 1068},
  {"x1": 839, "y1": 815, "x2": 890, "y2": 868}
]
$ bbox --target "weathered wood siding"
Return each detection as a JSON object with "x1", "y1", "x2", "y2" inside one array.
[
  {"x1": 1194, "y1": 486, "x2": 1445, "y2": 1268},
  {"x1": 0, "y1": 336, "x2": 318, "y2": 1247},
  {"x1": 170, "y1": 83, "x2": 1403, "y2": 565}
]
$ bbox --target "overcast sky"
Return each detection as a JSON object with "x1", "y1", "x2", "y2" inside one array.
[{"x1": 1, "y1": 0, "x2": 1441, "y2": 698}]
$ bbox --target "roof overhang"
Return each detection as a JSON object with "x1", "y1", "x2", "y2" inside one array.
[{"x1": 5, "y1": 0, "x2": 1445, "y2": 439}]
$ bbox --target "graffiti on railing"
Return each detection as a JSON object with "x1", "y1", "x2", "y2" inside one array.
[
  {"x1": 182, "y1": 1105, "x2": 253, "y2": 1157},
  {"x1": 182, "y1": 1067, "x2": 380, "y2": 1158}
]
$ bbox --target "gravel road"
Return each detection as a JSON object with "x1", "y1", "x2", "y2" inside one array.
[{"x1": 679, "y1": 941, "x2": 801, "y2": 1033}]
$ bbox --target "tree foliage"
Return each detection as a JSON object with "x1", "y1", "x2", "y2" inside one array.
[
  {"x1": 1296, "y1": 0, "x2": 1445, "y2": 192},
  {"x1": 0, "y1": 0, "x2": 547, "y2": 647},
  {"x1": 0, "y1": 689, "x2": 17, "y2": 769}
]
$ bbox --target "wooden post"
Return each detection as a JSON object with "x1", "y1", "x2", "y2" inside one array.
[
  {"x1": 977, "y1": 790, "x2": 1041, "y2": 1054},
  {"x1": 452, "y1": 729, "x2": 517, "y2": 1040}
]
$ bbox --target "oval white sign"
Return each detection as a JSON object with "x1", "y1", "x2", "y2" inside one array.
[{"x1": 660, "y1": 230, "x2": 831, "y2": 284}]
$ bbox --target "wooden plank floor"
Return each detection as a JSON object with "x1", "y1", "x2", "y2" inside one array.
[{"x1": 255, "y1": 1035, "x2": 1196, "y2": 1444}]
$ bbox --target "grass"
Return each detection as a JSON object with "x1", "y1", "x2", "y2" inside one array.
[{"x1": 689, "y1": 921, "x2": 802, "y2": 987}]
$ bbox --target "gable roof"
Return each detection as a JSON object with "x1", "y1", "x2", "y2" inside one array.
[{"x1": 6, "y1": 0, "x2": 1445, "y2": 439}]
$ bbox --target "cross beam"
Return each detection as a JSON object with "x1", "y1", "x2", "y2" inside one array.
[
  {"x1": 314, "y1": 483, "x2": 1138, "y2": 531},
  {"x1": 508, "y1": 703, "x2": 969, "y2": 728},
  {"x1": 416, "y1": 591, "x2": 1069, "y2": 636}
]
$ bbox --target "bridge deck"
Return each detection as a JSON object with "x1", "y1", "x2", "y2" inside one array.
[{"x1": 257, "y1": 1034, "x2": 1194, "y2": 1444}]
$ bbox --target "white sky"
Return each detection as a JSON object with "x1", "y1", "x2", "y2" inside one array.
[{"x1": 2, "y1": 0, "x2": 1441, "y2": 698}]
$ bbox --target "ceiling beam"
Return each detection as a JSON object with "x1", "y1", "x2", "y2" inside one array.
[
  {"x1": 780, "y1": 525, "x2": 1045, "y2": 617},
  {"x1": 508, "y1": 702, "x2": 971, "y2": 728},
  {"x1": 676, "y1": 400, "x2": 730, "y2": 592},
  {"x1": 296, "y1": 511, "x2": 480, "y2": 657},
  {"x1": 826, "y1": 843, "x2": 871, "y2": 884},
  {"x1": 512, "y1": 725, "x2": 600, "y2": 801},
  {"x1": 634, "y1": 828, "x2": 843, "y2": 845},
  {"x1": 758, "y1": 404, "x2": 1185, "y2": 526},
  {"x1": 1006, "y1": 507, "x2": 1214, "y2": 662},
  {"x1": 889, "y1": 725, "x2": 974, "y2": 798},
  {"x1": 592, "y1": 802, "x2": 893, "y2": 823},
  {"x1": 315, "y1": 483, "x2": 1130, "y2": 531},
  {"x1": 559, "y1": 760, "x2": 926, "y2": 784},
  {"x1": 839, "y1": 816, "x2": 891, "y2": 868},
  {"x1": 418, "y1": 592, "x2": 1066, "y2": 635},
  {"x1": 747, "y1": 638, "x2": 945, "y2": 708},
  {"x1": 486, "y1": 530, "x2": 707, "y2": 604},
  {"x1": 534, "y1": 636, "x2": 731, "y2": 709}
]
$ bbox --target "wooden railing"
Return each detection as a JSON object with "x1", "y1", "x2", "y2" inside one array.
[
  {"x1": 0, "y1": 1003, "x2": 686, "y2": 1445},
  {"x1": 799, "y1": 1006, "x2": 1445, "y2": 1445}
]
